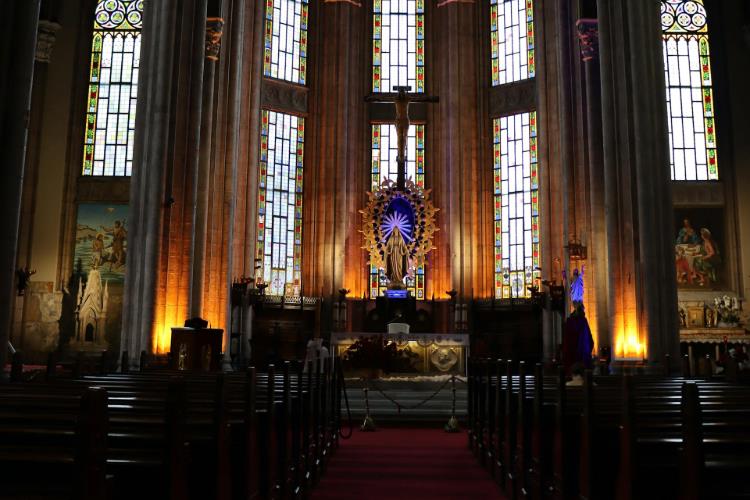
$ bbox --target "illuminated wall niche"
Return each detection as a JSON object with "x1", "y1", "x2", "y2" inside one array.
[
  {"x1": 256, "y1": 110, "x2": 305, "y2": 297},
  {"x1": 82, "y1": 0, "x2": 143, "y2": 176},
  {"x1": 493, "y1": 112, "x2": 540, "y2": 299},
  {"x1": 661, "y1": 0, "x2": 718, "y2": 180}
]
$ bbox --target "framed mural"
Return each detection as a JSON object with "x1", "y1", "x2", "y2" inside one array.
[
  {"x1": 674, "y1": 207, "x2": 723, "y2": 290},
  {"x1": 74, "y1": 203, "x2": 128, "y2": 283}
]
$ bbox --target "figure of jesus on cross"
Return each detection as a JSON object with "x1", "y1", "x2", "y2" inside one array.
[
  {"x1": 364, "y1": 86, "x2": 439, "y2": 289},
  {"x1": 365, "y1": 86, "x2": 438, "y2": 190}
]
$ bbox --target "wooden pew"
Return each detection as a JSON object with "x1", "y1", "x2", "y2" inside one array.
[
  {"x1": 2, "y1": 353, "x2": 340, "y2": 500},
  {"x1": 0, "y1": 386, "x2": 109, "y2": 500}
]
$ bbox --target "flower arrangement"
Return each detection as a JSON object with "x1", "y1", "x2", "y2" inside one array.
[{"x1": 714, "y1": 295, "x2": 741, "y2": 326}]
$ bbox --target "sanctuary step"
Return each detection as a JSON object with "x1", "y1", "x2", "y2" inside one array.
[{"x1": 342, "y1": 378, "x2": 467, "y2": 424}]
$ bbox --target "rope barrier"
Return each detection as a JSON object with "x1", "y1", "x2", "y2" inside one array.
[{"x1": 368, "y1": 376, "x2": 455, "y2": 413}]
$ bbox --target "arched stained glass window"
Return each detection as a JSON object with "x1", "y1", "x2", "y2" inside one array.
[
  {"x1": 490, "y1": 0, "x2": 535, "y2": 86},
  {"x1": 82, "y1": 0, "x2": 143, "y2": 176},
  {"x1": 369, "y1": 123, "x2": 426, "y2": 299},
  {"x1": 373, "y1": 0, "x2": 425, "y2": 93},
  {"x1": 661, "y1": 0, "x2": 718, "y2": 180},
  {"x1": 263, "y1": 0, "x2": 309, "y2": 85},
  {"x1": 255, "y1": 110, "x2": 305, "y2": 297},
  {"x1": 493, "y1": 111, "x2": 540, "y2": 299}
]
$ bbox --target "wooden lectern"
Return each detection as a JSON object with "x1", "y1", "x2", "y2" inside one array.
[{"x1": 170, "y1": 327, "x2": 223, "y2": 371}]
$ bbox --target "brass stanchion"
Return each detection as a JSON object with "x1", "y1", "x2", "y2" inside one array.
[
  {"x1": 444, "y1": 374, "x2": 459, "y2": 433},
  {"x1": 361, "y1": 377, "x2": 376, "y2": 431}
]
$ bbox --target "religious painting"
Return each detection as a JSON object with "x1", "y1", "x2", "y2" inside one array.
[
  {"x1": 674, "y1": 207, "x2": 723, "y2": 290},
  {"x1": 74, "y1": 203, "x2": 128, "y2": 283}
]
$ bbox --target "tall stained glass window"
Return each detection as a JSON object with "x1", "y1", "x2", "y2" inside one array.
[
  {"x1": 370, "y1": 124, "x2": 426, "y2": 299},
  {"x1": 493, "y1": 112, "x2": 540, "y2": 299},
  {"x1": 370, "y1": 124, "x2": 425, "y2": 190},
  {"x1": 662, "y1": 0, "x2": 718, "y2": 180},
  {"x1": 256, "y1": 110, "x2": 305, "y2": 296},
  {"x1": 490, "y1": 0, "x2": 535, "y2": 86},
  {"x1": 373, "y1": 0, "x2": 425, "y2": 93},
  {"x1": 263, "y1": 0, "x2": 309, "y2": 85},
  {"x1": 82, "y1": 0, "x2": 143, "y2": 176}
]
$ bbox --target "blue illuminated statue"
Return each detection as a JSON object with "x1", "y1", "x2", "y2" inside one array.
[{"x1": 569, "y1": 265, "x2": 585, "y2": 305}]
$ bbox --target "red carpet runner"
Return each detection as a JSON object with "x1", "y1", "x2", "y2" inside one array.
[{"x1": 312, "y1": 428, "x2": 505, "y2": 500}]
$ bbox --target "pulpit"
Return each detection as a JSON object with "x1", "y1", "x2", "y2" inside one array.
[{"x1": 170, "y1": 327, "x2": 223, "y2": 371}]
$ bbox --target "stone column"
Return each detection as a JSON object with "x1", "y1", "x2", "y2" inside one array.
[
  {"x1": 432, "y1": 0, "x2": 487, "y2": 300},
  {"x1": 304, "y1": 0, "x2": 366, "y2": 299},
  {"x1": 597, "y1": 0, "x2": 679, "y2": 366},
  {"x1": 189, "y1": 17, "x2": 224, "y2": 318},
  {"x1": 576, "y1": 18, "x2": 610, "y2": 355},
  {"x1": 121, "y1": 0, "x2": 208, "y2": 365},
  {"x1": 0, "y1": 0, "x2": 41, "y2": 371}
]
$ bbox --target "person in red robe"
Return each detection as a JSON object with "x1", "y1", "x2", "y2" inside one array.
[{"x1": 562, "y1": 302, "x2": 594, "y2": 376}]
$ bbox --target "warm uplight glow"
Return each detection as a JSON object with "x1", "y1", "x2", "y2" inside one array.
[
  {"x1": 614, "y1": 326, "x2": 646, "y2": 359},
  {"x1": 154, "y1": 324, "x2": 172, "y2": 355}
]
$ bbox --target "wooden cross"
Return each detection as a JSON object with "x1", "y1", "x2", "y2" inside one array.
[{"x1": 365, "y1": 86, "x2": 439, "y2": 190}]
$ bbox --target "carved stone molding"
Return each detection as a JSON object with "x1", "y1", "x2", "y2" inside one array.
[
  {"x1": 205, "y1": 17, "x2": 224, "y2": 62},
  {"x1": 488, "y1": 80, "x2": 535, "y2": 117},
  {"x1": 261, "y1": 79, "x2": 308, "y2": 116},
  {"x1": 576, "y1": 18, "x2": 598, "y2": 62},
  {"x1": 35, "y1": 20, "x2": 61, "y2": 64},
  {"x1": 672, "y1": 182, "x2": 724, "y2": 206}
]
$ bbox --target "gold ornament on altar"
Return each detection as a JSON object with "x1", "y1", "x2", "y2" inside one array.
[{"x1": 360, "y1": 178, "x2": 439, "y2": 287}]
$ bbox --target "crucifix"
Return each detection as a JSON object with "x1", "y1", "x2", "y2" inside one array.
[{"x1": 365, "y1": 86, "x2": 439, "y2": 190}]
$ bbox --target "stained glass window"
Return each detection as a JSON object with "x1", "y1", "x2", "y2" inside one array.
[
  {"x1": 661, "y1": 0, "x2": 717, "y2": 180},
  {"x1": 370, "y1": 124, "x2": 425, "y2": 190},
  {"x1": 256, "y1": 110, "x2": 305, "y2": 296},
  {"x1": 82, "y1": 0, "x2": 143, "y2": 176},
  {"x1": 373, "y1": 0, "x2": 425, "y2": 93},
  {"x1": 490, "y1": 0, "x2": 535, "y2": 86},
  {"x1": 263, "y1": 0, "x2": 309, "y2": 85},
  {"x1": 493, "y1": 111, "x2": 540, "y2": 299},
  {"x1": 369, "y1": 124, "x2": 426, "y2": 299}
]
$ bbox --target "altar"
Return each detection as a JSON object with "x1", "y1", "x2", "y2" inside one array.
[{"x1": 331, "y1": 331, "x2": 468, "y2": 375}]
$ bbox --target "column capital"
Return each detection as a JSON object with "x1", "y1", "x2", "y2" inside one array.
[
  {"x1": 576, "y1": 18, "x2": 599, "y2": 62},
  {"x1": 35, "y1": 20, "x2": 62, "y2": 64},
  {"x1": 205, "y1": 17, "x2": 224, "y2": 61}
]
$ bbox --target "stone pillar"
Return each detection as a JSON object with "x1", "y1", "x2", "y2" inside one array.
[
  {"x1": 304, "y1": 0, "x2": 366, "y2": 299},
  {"x1": 0, "y1": 0, "x2": 41, "y2": 371},
  {"x1": 576, "y1": 18, "x2": 610, "y2": 355},
  {"x1": 597, "y1": 0, "x2": 679, "y2": 365},
  {"x1": 432, "y1": 0, "x2": 487, "y2": 300},
  {"x1": 189, "y1": 17, "x2": 224, "y2": 318},
  {"x1": 121, "y1": 0, "x2": 208, "y2": 364}
]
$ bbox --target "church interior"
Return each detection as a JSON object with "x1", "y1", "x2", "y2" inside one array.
[{"x1": 2, "y1": 0, "x2": 750, "y2": 498}]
